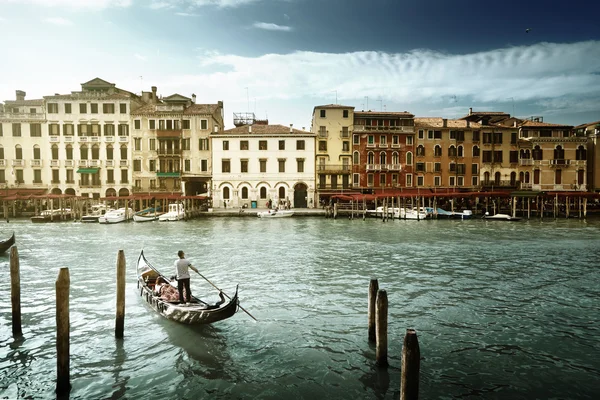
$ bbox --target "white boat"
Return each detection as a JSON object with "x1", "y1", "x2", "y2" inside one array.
[
  {"x1": 257, "y1": 209, "x2": 294, "y2": 218},
  {"x1": 159, "y1": 203, "x2": 185, "y2": 222},
  {"x1": 482, "y1": 212, "x2": 521, "y2": 221},
  {"x1": 31, "y1": 208, "x2": 72, "y2": 223},
  {"x1": 401, "y1": 208, "x2": 429, "y2": 220},
  {"x1": 98, "y1": 207, "x2": 133, "y2": 224},
  {"x1": 451, "y1": 210, "x2": 473, "y2": 219},
  {"x1": 133, "y1": 207, "x2": 163, "y2": 222},
  {"x1": 81, "y1": 204, "x2": 109, "y2": 223}
]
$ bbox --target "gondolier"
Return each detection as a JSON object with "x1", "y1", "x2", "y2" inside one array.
[{"x1": 175, "y1": 250, "x2": 199, "y2": 305}]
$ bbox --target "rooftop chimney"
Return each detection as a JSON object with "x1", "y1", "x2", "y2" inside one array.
[
  {"x1": 442, "y1": 118, "x2": 447, "y2": 128},
  {"x1": 151, "y1": 86, "x2": 157, "y2": 100},
  {"x1": 249, "y1": 125, "x2": 252, "y2": 133},
  {"x1": 469, "y1": 107, "x2": 472, "y2": 115},
  {"x1": 290, "y1": 123, "x2": 293, "y2": 133},
  {"x1": 16, "y1": 90, "x2": 26, "y2": 101},
  {"x1": 192, "y1": 94, "x2": 196, "y2": 104}
]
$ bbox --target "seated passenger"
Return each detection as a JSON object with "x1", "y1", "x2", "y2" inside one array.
[{"x1": 155, "y1": 277, "x2": 186, "y2": 303}]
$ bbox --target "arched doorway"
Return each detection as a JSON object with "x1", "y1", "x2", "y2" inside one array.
[
  {"x1": 118, "y1": 188, "x2": 130, "y2": 197},
  {"x1": 294, "y1": 183, "x2": 308, "y2": 208},
  {"x1": 51, "y1": 188, "x2": 62, "y2": 195},
  {"x1": 65, "y1": 188, "x2": 76, "y2": 196}
]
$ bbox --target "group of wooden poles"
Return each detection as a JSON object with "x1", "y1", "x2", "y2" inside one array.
[
  {"x1": 369, "y1": 278, "x2": 420, "y2": 400},
  {"x1": 9, "y1": 248, "x2": 421, "y2": 399}
]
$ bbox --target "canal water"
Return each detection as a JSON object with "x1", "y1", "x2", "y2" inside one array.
[{"x1": 1, "y1": 216, "x2": 599, "y2": 399}]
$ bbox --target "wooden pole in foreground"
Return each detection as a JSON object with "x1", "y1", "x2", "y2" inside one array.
[
  {"x1": 10, "y1": 246, "x2": 22, "y2": 337},
  {"x1": 115, "y1": 250, "x2": 126, "y2": 338},
  {"x1": 401, "y1": 329, "x2": 420, "y2": 400},
  {"x1": 368, "y1": 279, "x2": 379, "y2": 343},
  {"x1": 375, "y1": 289, "x2": 388, "y2": 367},
  {"x1": 56, "y1": 267, "x2": 71, "y2": 395}
]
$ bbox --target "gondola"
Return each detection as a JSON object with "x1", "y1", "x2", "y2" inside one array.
[
  {"x1": 136, "y1": 250, "x2": 239, "y2": 325},
  {"x1": 0, "y1": 232, "x2": 15, "y2": 254}
]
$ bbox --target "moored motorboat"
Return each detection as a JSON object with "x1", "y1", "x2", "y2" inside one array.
[
  {"x1": 31, "y1": 209, "x2": 72, "y2": 223},
  {"x1": 159, "y1": 203, "x2": 185, "y2": 221},
  {"x1": 133, "y1": 207, "x2": 163, "y2": 222},
  {"x1": 0, "y1": 232, "x2": 15, "y2": 254},
  {"x1": 98, "y1": 207, "x2": 133, "y2": 224},
  {"x1": 482, "y1": 212, "x2": 521, "y2": 221},
  {"x1": 136, "y1": 250, "x2": 239, "y2": 325},
  {"x1": 451, "y1": 210, "x2": 473, "y2": 219},
  {"x1": 257, "y1": 209, "x2": 294, "y2": 218},
  {"x1": 81, "y1": 204, "x2": 109, "y2": 223}
]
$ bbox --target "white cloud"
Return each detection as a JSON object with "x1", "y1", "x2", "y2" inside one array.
[
  {"x1": 0, "y1": 0, "x2": 132, "y2": 9},
  {"x1": 150, "y1": 1, "x2": 174, "y2": 9},
  {"x1": 0, "y1": 16, "x2": 6, "y2": 21},
  {"x1": 134, "y1": 53, "x2": 148, "y2": 61},
  {"x1": 176, "y1": 12, "x2": 200, "y2": 16},
  {"x1": 252, "y1": 22, "x2": 292, "y2": 32},
  {"x1": 44, "y1": 17, "x2": 74, "y2": 26}
]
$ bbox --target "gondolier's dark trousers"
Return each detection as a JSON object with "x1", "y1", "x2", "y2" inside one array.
[{"x1": 177, "y1": 278, "x2": 191, "y2": 303}]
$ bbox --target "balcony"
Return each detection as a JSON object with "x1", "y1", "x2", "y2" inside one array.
[
  {"x1": 156, "y1": 129, "x2": 182, "y2": 138},
  {"x1": 318, "y1": 130, "x2": 328, "y2": 138},
  {"x1": 571, "y1": 160, "x2": 587, "y2": 166},
  {"x1": 31, "y1": 159, "x2": 42, "y2": 167},
  {"x1": 354, "y1": 125, "x2": 415, "y2": 133},
  {"x1": 118, "y1": 136, "x2": 129, "y2": 143},
  {"x1": 481, "y1": 180, "x2": 518, "y2": 188},
  {"x1": 379, "y1": 143, "x2": 388, "y2": 148},
  {"x1": 12, "y1": 160, "x2": 25, "y2": 167},
  {"x1": 50, "y1": 136, "x2": 60, "y2": 143},
  {"x1": 520, "y1": 159, "x2": 533, "y2": 166},
  {"x1": 64, "y1": 136, "x2": 74, "y2": 143},
  {"x1": 157, "y1": 149, "x2": 182, "y2": 156},
  {"x1": 79, "y1": 181, "x2": 102, "y2": 188},
  {"x1": 105, "y1": 160, "x2": 115, "y2": 167},
  {"x1": 65, "y1": 160, "x2": 75, "y2": 167},
  {"x1": 105, "y1": 136, "x2": 115, "y2": 142},
  {"x1": 316, "y1": 164, "x2": 352, "y2": 174},
  {"x1": 366, "y1": 164, "x2": 402, "y2": 171},
  {"x1": 316, "y1": 184, "x2": 352, "y2": 190},
  {"x1": 79, "y1": 160, "x2": 89, "y2": 167},
  {"x1": 89, "y1": 160, "x2": 101, "y2": 167},
  {"x1": 0, "y1": 112, "x2": 45, "y2": 121},
  {"x1": 550, "y1": 159, "x2": 569, "y2": 167},
  {"x1": 119, "y1": 160, "x2": 128, "y2": 167}
]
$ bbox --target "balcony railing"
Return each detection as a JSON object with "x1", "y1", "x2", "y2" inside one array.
[
  {"x1": 50, "y1": 136, "x2": 60, "y2": 143},
  {"x1": 65, "y1": 160, "x2": 75, "y2": 167},
  {"x1": 520, "y1": 159, "x2": 533, "y2": 166},
  {"x1": 31, "y1": 159, "x2": 42, "y2": 167},
  {"x1": 105, "y1": 160, "x2": 115, "y2": 167},
  {"x1": 12, "y1": 160, "x2": 25, "y2": 167},
  {"x1": 316, "y1": 164, "x2": 352, "y2": 173},
  {"x1": 0, "y1": 160, "x2": 5, "y2": 167},
  {"x1": 105, "y1": 136, "x2": 115, "y2": 142},
  {"x1": 89, "y1": 160, "x2": 101, "y2": 167},
  {"x1": 119, "y1": 160, "x2": 128, "y2": 167},
  {"x1": 118, "y1": 136, "x2": 129, "y2": 142},
  {"x1": 318, "y1": 130, "x2": 328, "y2": 138},
  {"x1": 481, "y1": 180, "x2": 518, "y2": 187},
  {"x1": 0, "y1": 112, "x2": 45, "y2": 120},
  {"x1": 64, "y1": 136, "x2": 74, "y2": 143},
  {"x1": 156, "y1": 129, "x2": 182, "y2": 138},
  {"x1": 354, "y1": 125, "x2": 415, "y2": 133},
  {"x1": 316, "y1": 184, "x2": 353, "y2": 190},
  {"x1": 157, "y1": 149, "x2": 182, "y2": 156},
  {"x1": 366, "y1": 164, "x2": 402, "y2": 171}
]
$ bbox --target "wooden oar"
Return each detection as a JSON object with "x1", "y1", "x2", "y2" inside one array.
[{"x1": 195, "y1": 271, "x2": 257, "y2": 322}]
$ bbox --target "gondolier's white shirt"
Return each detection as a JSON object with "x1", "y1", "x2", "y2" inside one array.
[{"x1": 175, "y1": 258, "x2": 192, "y2": 279}]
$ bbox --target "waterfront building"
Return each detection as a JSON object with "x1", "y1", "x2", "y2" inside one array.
[
  {"x1": 214, "y1": 121, "x2": 316, "y2": 209},
  {"x1": 310, "y1": 105, "x2": 355, "y2": 203},
  {"x1": 42, "y1": 78, "x2": 146, "y2": 198},
  {"x1": 131, "y1": 88, "x2": 223, "y2": 195},
  {"x1": 574, "y1": 120, "x2": 600, "y2": 192},
  {"x1": 413, "y1": 118, "x2": 482, "y2": 189},
  {"x1": 0, "y1": 90, "x2": 46, "y2": 190},
  {"x1": 517, "y1": 119, "x2": 585, "y2": 192},
  {"x1": 352, "y1": 111, "x2": 415, "y2": 191}
]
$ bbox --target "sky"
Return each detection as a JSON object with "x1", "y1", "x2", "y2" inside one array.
[{"x1": 0, "y1": 0, "x2": 599, "y2": 130}]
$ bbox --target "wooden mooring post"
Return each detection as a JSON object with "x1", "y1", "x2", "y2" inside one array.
[
  {"x1": 375, "y1": 289, "x2": 388, "y2": 367},
  {"x1": 56, "y1": 267, "x2": 71, "y2": 394},
  {"x1": 10, "y1": 246, "x2": 22, "y2": 337},
  {"x1": 368, "y1": 279, "x2": 378, "y2": 342},
  {"x1": 401, "y1": 329, "x2": 420, "y2": 400},
  {"x1": 115, "y1": 250, "x2": 126, "y2": 338}
]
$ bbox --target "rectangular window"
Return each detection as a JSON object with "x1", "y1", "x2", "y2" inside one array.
[
  {"x1": 457, "y1": 176, "x2": 464, "y2": 186},
  {"x1": 149, "y1": 179, "x2": 156, "y2": 189},
  {"x1": 418, "y1": 130, "x2": 424, "y2": 139},
  {"x1": 149, "y1": 159, "x2": 156, "y2": 172},
  {"x1": 434, "y1": 176, "x2": 441, "y2": 186},
  {"x1": 134, "y1": 138, "x2": 142, "y2": 151},
  {"x1": 184, "y1": 159, "x2": 191, "y2": 172},
  {"x1": 367, "y1": 173, "x2": 374, "y2": 187},
  {"x1": 182, "y1": 120, "x2": 190, "y2": 129},
  {"x1": 91, "y1": 124, "x2": 100, "y2": 136},
  {"x1": 471, "y1": 163, "x2": 478, "y2": 174},
  {"x1": 201, "y1": 159, "x2": 207, "y2": 172},
  {"x1": 320, "y1": 109, "x2": 326, "y2": 118},
  {"x1": 118, "y1": 124, "x2": 129, "y2": 136},
  {"x1": 341, "y1": 126, "x2": 349, "y2": 137},
  {"x1": 380, "y1": 136, "x2": 387, "y2": 145},
  {"x1": 472, "y1": 131, "x2": 480, "y2": 142},
  {"x1": 222, "y1": 159, "x2": 231, "y2": 173},
  {"x1": 64, "y1": 124, "x2": 74, "y2": 136},
  {"x1": 199, "y1": 138, "x2": 209, "y2": 151},
  {"x1": 510, "y1": 150, "x2": 518, "y2": 163},
  {"x1": 134, "y1": 120, "x2": 141, "y2": 129},
  {"x1": 259, "y1": 140, "x2": 267, "y2": 150},
  {"x1": 79, "y1": 103, "x2": 87, "y2": 113},
  {"x1": 494, "y1": 151, "x2": 503, "y2": 163},
  {"x1": 200, "y1": 120, "x2": 208, "y2": 130},
  {"x1": 103, "y1": 103, "x2": 115, "y2": 114},
  {"x1": 259, "y1": 159, "x2": 267, "y2": 173},
  {"x1": 149, "y1": 120, "x2": 156, "y2": 129},
  {"x1": 223, "y1": 141, "x2": 229, "y2": 151},
  {"x1": 90, "y1": 103, "x2": 98, "y2": 114},
  {"x1": 48, "y1": 103, "x2": 59, "y2": 113},
  {"x1": 64, "y1": 103, "x2": 71, "y2": 113},
  {"x1": 30, "y1": 123, "x2": 42, "y2": 137},
  {"x1": 457, "y1": 164, "x2": 466, "y2": 175},
  {"x1": 0, "y1": 124, "x2": 3, "y2": 136},
  {"x1": 434, "y1": 130, "x2": 442, "y2": 139},
  {"x1": 511, "y1": 132, "x2": 517, "y2": 144},
  {"x1": 483, "y1": 132, "x2": 492, "y2": 144},
  {"x1": 133, "y1": 159, "x2": 141, "y2": 172},
  {"x1": 406, "y1": 174, "x2": 412, "y2": 187},
  {"x1": 449, "y1": 176, "x2": 456, "y2": 186},
  {"x1": 297, "y1": 159, "x2": 304, "y2": 173},
  {"x1": 342, "y1": 141, "x2": 350, "y2": 152},
  {"x1": 343, "y1": 109, "x2": 348, "y2": 118},
  {"x1": 120, "y1": 104, "x2": 127, "y2": 114},
  {"x1": 278, "y1": 159, "x2": 286, "y2": 173},
  {"x1": 149, "y1": 139, "x2": 156, "y2": 151},
  {"x1": 182, "y1": 138, "x2": 190, "y2": 151},
  {"x1": 379, "y1": 174, "x2": 386, "y2": 186},
  {"x1": 416, "y1": 162, "x2": 425, "y2": 172},
  {"x1": 482, "y1": 151, "x2": 492, "y2": 163},
  {"x1": 434, "y1": 162, "x2": 441, "y2": 172},
  {"x1": 472, "y1": 176, "x2": 478, "y2": 186},
  {"x1": 494, "y1": 132, "x2": 503, "y2": 144},
  {"x1": 279, "y1": 140, "x2": 285, "y2": 150},
  {"x1": 240, "y1": 140, "x2": 249, "y2": 150},
  {"x1": 319, "y1": 141, "x2": 327, "y2": 151},
  {"x1": 49, "y1": 123, "x2": 60, "y2": 136},
  {"x1": 121, "y1": 169, "x2": 128, "y2": 184},
  {"x1": 12, "y1": 123, "x2": 21, "y2": 137},
  {"x1": 353, "y1": 134, "x2": 360, "y2": 145},
  {"x1": 104, "y1": 124, "x2": 114, "y2": 136},
  {"x1": 417, "y1": 175, "x2": 424, "y2": 186},
  {"x1": 406, "y1": 136, "x2": 413, "y2": 145},
  {"x1": 296, "y1": 140, "x2": 305, "y2": 150},
  {"x1": 241, "y1": 159, "x2": 248, "y2": 173},
  {"x1": 428, "y1": 130, "x2": 434, "y2": 140}
]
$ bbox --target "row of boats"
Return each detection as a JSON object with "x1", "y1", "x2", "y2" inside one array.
[
  {"x1": 30, "y1": 203, "x2": 186, "y2": 224},
  {"x1": 364, "y1": 207, "x2": 521, "y2": 221}
]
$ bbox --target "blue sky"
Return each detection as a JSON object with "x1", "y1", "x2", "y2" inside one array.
[{"x1": 0, "y1": 0, "x2": 599, "y2": 129}]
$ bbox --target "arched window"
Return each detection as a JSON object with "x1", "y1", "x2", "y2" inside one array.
[
  {"x1": 494, "y1": 171, "x2": 501, "y2": 185},
  {"x1": 92, "y1": 144, "x2": 100, "y2": 160},
  {"x1": 260, "y1": 187, "x2": 267, "y2": 199},
  {"x1": 379, "y1": 152, "x2": 386, "y2": 165},
  {"x1": 434, "y1": 145, "x2": 442, "y2": 157},
  {"x1": 15, "y1": 145, "x2": 22, "y2": 160},
  {"x1": 66, "y1": 145, "x2": 73, "y2": 160},
  {"x1": 533, "y1": 145, "x2": 543, "y2": 160},
  {"x1": 52, "y1": 145, "x2": 59, "y2": 160},
  {"x1": 416, "y1": 145, "x2": 425, "y2": 157},
  {"x1": 223, "y1": 187, "x2": 230, "y2": 200},
  {"x1": 576, "y1": 145, "x2": 586, "y2": 160},
  {"x1": 534, "y1": 169, "x2": 540, "y2": 184},
  {"x1": 241, "y1": 187, "x2": 248, "y2": 199},
  {"x1": 392, "y1": 152, "x2": 399, "y2": 164},
  {"x1": 473, "y1": 145, "x2": 480, "y2": 157},
  {"x1": 483, "y1": 171, "x2": 490, "y2": 184},
  {"x1": 353, "y1": 151, "x2": 360, "y2": 165},
  {"x1": 80, "y1": 145, "x2": 88, "y2": 160},
  {"x1": 510, "y1": 171, "x2": 516, "y2": 185},
  {"x1": 0, "y1": 146, "x2": 3, "y2": 160},
  {"x1": 448, "y1": 145, "x2": 457, "y2": 157},
  {"x1": 406, "y1": 152, "x2": 413, "y2": 165},
  {"x1": 519, "y1": 171, "x2": 524, "y2": 184},
  {"x1": 367, "y1": 152, "x2": 375, "y2": 165},
  {"x1": 525, "y1": 171, "x2": 530, "y2": 183},
  {"x1": 554, "y1": 145, "x2": 564, "y2": 161},
  {"x1": 106, "y1": 145, "x2": 113, "y2": 160},
  {"x1": 458, "y1": 145, "x2": 463, "y2": 157},
  {"x1": 278, "y1": 186, "x2": 286, "y2": 199}
]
